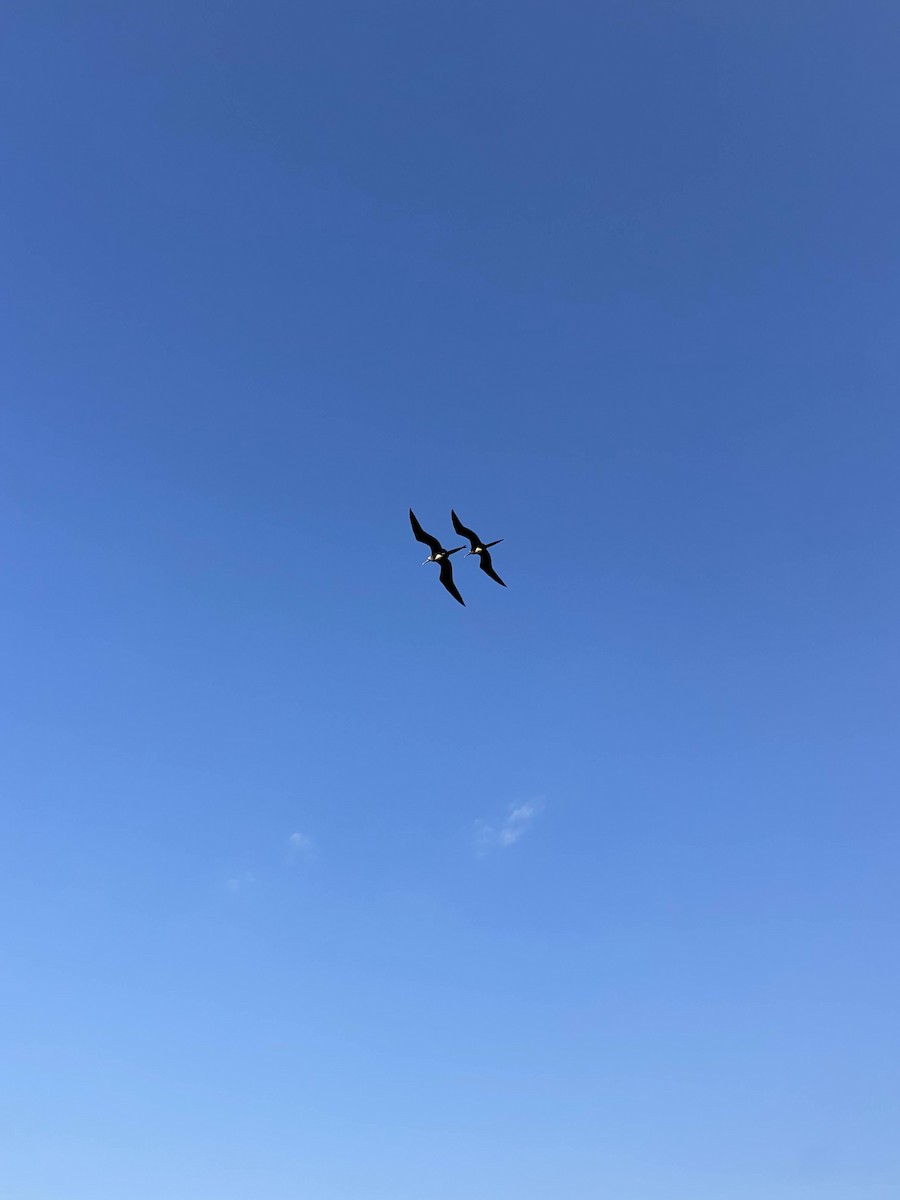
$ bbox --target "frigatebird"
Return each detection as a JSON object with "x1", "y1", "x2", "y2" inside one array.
[
  {"x1": 451, "y1": 510, "x2": 506, "y2": 587},
  {"x1": 409, "y1": 509, "x2": 466, "y2": 606}
]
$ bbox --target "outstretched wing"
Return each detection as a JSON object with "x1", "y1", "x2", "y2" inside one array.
[
  {"x1": 409, "y1": 509, "x2": 442, "y2": 556},
  {"x1": 451, "y1": 509, "x2": 480, "y2": 551},
  {"x1": 438, "y1": 557, "x2": 466, "y2": 606},
  {"x1": 479, "y1": 547, "x2": 506, "y2": 587}
]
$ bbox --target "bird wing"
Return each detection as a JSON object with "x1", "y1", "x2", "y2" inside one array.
[
  {"x1": 438, "y1": 557, "x2": 466, "y2": 605},
  {"x1": 409, "y1": 509, "x2": 442, "y2": 555},
  {"x1": 479, "y1": 547, "x2": 507, "y2": 587},
  {"x1": 451, "y1": 509, "x2": 479, "y2": 550}
]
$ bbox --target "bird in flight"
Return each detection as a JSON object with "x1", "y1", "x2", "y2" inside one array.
[
  {"x1": 409, "y1": 509, "x2": 466, "y2": 606},
  {"x1": 451, "y1": 510, "x2": 506, "y2": 587}
]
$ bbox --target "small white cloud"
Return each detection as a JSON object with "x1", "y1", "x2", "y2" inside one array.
[
  {"x1": 288, "y1": 831, "x2": 315, "y2": 858},
  {"x1": 226, "y1": 872, "x2": 255, "y2": 893},
  {"x1": 475, "y1": 797, "x2": 543, "y2": 855}
]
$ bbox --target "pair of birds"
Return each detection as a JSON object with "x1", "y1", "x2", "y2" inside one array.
[{"x1": 409, "y1": 508, "x2": 506, "y2": 606}]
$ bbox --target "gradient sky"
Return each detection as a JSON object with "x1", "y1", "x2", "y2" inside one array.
[{"x1": 2, "y1": 3, "x2": 899, "y2": 1198}]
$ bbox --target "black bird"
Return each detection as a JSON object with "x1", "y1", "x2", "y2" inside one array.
[
  {"x1": 409, "y1": 509, "x2": 466, "y2": 606},
  {"x1": 451, "y1": 510, "x2": 506, "y2": 587}
]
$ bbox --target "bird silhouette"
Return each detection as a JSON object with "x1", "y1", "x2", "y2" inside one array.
[
  {"x1": 451, "y1": 510, "x2": 506, "y2": 587},
  {"x1": 409, "y1": 509, "x2": 466, "y2": 605}
]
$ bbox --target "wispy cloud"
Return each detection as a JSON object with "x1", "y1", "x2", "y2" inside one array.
[
  {"x1": 474, "y1": 798, "x2": 543, "y2": 855},
  {"x1": 288, "y1": 831, "x2": 316, "y2": 859},
  {"x1": 226, "y1": 871, "x2": 255, "y2": 893}
]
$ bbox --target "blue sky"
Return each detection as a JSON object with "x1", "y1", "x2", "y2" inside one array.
[{"x1": 1, "y1": 3, "x2": 899, "y2": 1197}]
